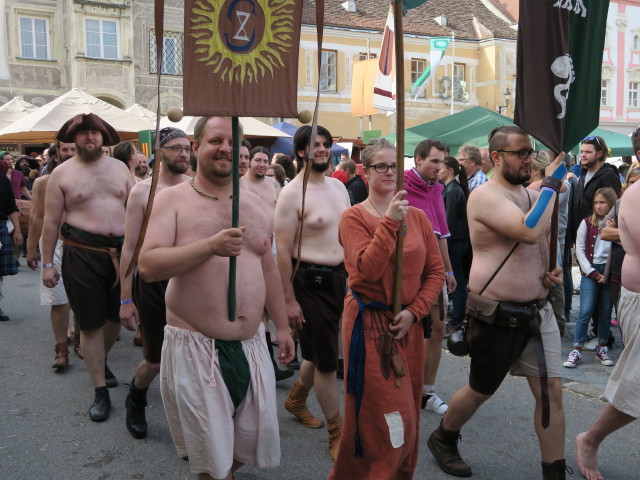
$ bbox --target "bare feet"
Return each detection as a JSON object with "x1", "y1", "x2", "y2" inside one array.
[{"x1": 576, "y1": 432, "x2": 604, "y2": 480}]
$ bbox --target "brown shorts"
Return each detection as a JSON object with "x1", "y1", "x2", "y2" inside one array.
[
  {"x1": 293, "y1": 260, "x2": 347, "y2": 373},
  {"x1": 61, "y1": 223, "x2": 122, "y2": 331},
  {"x1": 467, "y1": 302, "x2": 560, "y2": 395},
  {"x1": 133, "y1": 273, "x2": 168, "y2": 364}
]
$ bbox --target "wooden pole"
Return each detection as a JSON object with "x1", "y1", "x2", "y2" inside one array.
[
  {"x1": 228, "y1": 116, "x2": 240, "y2": 321},
  {"x1": 392, "y1": 0, "x2": 405, "y2": 314}
]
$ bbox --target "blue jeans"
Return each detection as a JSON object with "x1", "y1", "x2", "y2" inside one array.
[
  {"x1": 447, "y1": 237, "x2": 470, "y2": 326},
  {"x1": 573, "y1": 263, "x2": 613, "y2": 348}
]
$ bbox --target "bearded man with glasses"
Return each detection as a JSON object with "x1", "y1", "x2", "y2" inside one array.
[{"x1": 427, "y1": 125, "x2": 568, "y2": 479}]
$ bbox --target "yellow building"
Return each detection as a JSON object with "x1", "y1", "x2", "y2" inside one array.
[{"x1": 0, "y1": 0, "x2": 520, "y2": 142}]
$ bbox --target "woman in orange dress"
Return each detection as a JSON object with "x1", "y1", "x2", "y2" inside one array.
[{"x1": 329, "y1": 139, "x2": 445, "y2": 480}]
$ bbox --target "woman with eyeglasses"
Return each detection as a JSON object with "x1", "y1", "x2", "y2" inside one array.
[
  {"x1": 438, "y1": 156, "x2": 471, "y2": 336},
  {"x1": 329, "y1": 139, "x2": 444, "y2": 479}
]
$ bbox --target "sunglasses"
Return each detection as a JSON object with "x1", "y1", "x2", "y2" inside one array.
[{"x1": 582, "y1": 136, "x2": 602, "y2": 149}]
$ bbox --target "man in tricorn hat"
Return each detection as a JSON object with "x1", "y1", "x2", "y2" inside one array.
[{"x1": 41, "y1": 113, "x2": 135, "y2": 422}]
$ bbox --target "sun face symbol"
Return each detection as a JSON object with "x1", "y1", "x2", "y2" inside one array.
[{"x1": 190, "y1": 0, "x2": 296, "y2": 85}]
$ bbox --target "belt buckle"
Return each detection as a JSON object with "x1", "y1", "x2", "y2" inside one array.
[{"x1": 508, "y1": 317, "x2": 518, "y2": 328}]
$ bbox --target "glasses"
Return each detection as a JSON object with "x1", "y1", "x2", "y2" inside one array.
[
  {"x1": 496, "y1": 149, "x2": 538, "y2": 160},
  {"x1": 583, "y1": 136, "x2": 602, "y2": 149},
  {"x1": 368, "y1": 163, "x2": 397, "y2": 173},
  {"x1": 162, "y1": 146, "x2": 191, "y2": 154}
]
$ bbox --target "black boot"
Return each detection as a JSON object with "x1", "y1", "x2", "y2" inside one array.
[
  {"x1": 125, "y1": 377, "x2": 148, "y2": 439},
  {"x1": 266, "y1": 331, "x2": 294, "y2": 382},
  {"x1": 542, "y1": 459, "x2": 568, "y2": 480},
  {"x1": 89, "y1": 386, "x2": 111, "y2": 422},
  {"x1": 427, "y1": 420, "x2": 472, "y2": 477},
  {"x1": 105, "y1": 361, "x2": 118, "y2": 388},
  {"x1": 0, "y1": 307, "x2": 9, "y2": 321}
]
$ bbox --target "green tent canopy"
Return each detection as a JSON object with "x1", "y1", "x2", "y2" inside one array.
[{"x1": 384, "y1": 106, "x2": 634, "y2": 157}]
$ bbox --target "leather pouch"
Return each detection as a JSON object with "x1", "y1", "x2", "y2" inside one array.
[
  {"x1": 378, "y1": 334, "x2": 394, "y2": 379},
  {"x1": 303, "y1": 267, "x2": 332, "y2": 290},
  {"x1": 465, "y1": 292, "x2": 500, "y2": 325},
  {"x1": 496, "y1": 303, "x2": 533, "y2": 330}
]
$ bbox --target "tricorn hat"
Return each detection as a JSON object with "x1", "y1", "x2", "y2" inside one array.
[{"x1": 56, "y1": 113, "x2": 120, "y2": 146}]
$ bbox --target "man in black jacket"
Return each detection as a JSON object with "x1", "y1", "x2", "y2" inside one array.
[
  {"x1": 568, "y1": 136, "x2": 621, "y2": 245},
  {"x1": 342, "y1": 159, "x2": 368, "y2": 205}
]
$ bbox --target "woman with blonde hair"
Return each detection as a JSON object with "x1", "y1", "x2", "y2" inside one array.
[{"x1": 329, "y1": 139, "x2": 444, "y2": 479}]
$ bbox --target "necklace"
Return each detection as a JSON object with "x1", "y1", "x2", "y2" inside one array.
[
  {"x1": 190, "y1": 177, "x2": 232, "y2": 200},
  {"x1": 367, "y1": 198, "x2": 386, "y2": 217}
]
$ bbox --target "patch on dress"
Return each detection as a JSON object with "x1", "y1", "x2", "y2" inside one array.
[{"x1": 384, "y1": 411, "x2": 404, "y2": 448}]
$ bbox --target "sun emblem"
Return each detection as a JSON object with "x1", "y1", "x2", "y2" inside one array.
[{"x1": 190, "y1": 0, "x2": 296, "y2": 85}]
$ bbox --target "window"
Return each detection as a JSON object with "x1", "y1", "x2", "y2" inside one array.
[
  {"x1": 320, "y1": 50, "x2": 337, "y2": 92},
  {"x1": 19, "y1": 17, "x2": 49, "y2": 60},
  {"x1": 630, "y1": 82, "x2": 639, "y2": 108},
  {"x1": 150, "y1": 31, "x2": 184, "y2": 75},
  {"x1": 411, "y1": 58, "x2": 427, "y2": 97},
  {"x1": 634, "y1": 35, "x2": 640, "y2": 50},
  {"x1": 453, "y1": 63, "x2": 466, "y2": 101},
  {"x1": 601, "y1": 80, "x2": 609, "y2": 106},
  {"x1": 358, "y1": 52, "x2": 377, "y2": 61},
  {"x1": 85, "y1": 18, "x2": 119, "y2": 59}
]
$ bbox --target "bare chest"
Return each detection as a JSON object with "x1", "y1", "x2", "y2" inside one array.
[{"x1": 63, "y1": 173, "x2": 128, "y2": 205}]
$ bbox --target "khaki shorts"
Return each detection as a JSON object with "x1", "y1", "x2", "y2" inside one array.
[
  {"x1": 604, "y1": 287, "x2": 640, "y2": 418},
  {"x1": 160, "y1": 323, "x2": 280, "y2": 479},
  {"x1": 40, "y1": 239, "x2": 68, "y2": 306}
]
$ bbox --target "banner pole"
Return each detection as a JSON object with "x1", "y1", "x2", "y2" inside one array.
[
  {"x1": 392, "y1": 0, "x2": 405, "y2": 314},
  {"x1": 228, "y1": 116, "x2": 240, "y2": 321}
]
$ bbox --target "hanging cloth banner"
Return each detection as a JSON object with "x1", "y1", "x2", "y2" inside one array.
[
  {"x1": 373, "y1": 6, "x2": 396, "y2": 113},
  {"x1": 182, "y1": 0, "x2": 303, "y2": 117},
  {"x1": 411, "y1": 37, "x2": 450, "y2": 99},
  {"x1": 514, "y1": 0, "x2": 610, "y2": 153},
  {"x1": 351, "y1": 59, "x2": 380, "y2": 117}
]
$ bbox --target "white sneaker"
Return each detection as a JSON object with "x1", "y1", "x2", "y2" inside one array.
[
  {"x1": 424, "y1": 394, "x2": 448, "y2": 415},
  {"x1": 596, "y1": 346, "x2": 615, "y2": 366},
  {"x1": 584, "y1": 338, "x2": 598, "y2": 351},
  {"x1": 564, "y1": 349, "x2": 582, "y2": 368}
]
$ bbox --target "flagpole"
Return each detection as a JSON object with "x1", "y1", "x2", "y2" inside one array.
[
  {"x1": 392, "y1": 0, "x2": 405, "y2": 314},
  {"x1": 450, "y1": 31, "x2": 455, "y2": 116},
  {"x1": 228, "y1": 116, "x2": 240, "y2": 321}
]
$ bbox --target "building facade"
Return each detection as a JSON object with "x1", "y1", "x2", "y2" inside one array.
[{"x1": 0, "y1": 0, "x2": 635, "y2": 141}]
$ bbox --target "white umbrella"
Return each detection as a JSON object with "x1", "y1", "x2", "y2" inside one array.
[
  {"x1": 0, "y1": 97, "x2": 39, "y2": 130},
  {"x1": 125, "y1": 104, "x2": 157, "y2": 123},
  {"x1": 0, "y1": 88, "x2": 154, "y2": 143},
  {"x1": 159, "y1": 115, "x2": 291, "y2": 139}
]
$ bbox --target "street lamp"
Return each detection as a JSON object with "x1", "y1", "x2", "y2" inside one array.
[{"x1": 496, "y1": 87, "x2": 512, "y2": 115}]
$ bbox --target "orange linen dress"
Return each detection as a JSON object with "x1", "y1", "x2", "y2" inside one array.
[{"x1": 328, "y1": 205, "x2": 445, "y2": 480}]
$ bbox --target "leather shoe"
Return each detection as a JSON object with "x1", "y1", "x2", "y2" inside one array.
[
  {"x1": 427, "y1": 420, "x2": 472, "y2": 477},
  {"x1": 105, "y1": 362, "x2": 118, "y2": 388},
  {"x1": 89, "y1": 387, "x2": 111, "y2": 422}
]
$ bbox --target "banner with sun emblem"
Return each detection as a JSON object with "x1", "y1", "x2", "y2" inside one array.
[{"x1": 183, "y1": 0, "x2": 303, "y2": 117}]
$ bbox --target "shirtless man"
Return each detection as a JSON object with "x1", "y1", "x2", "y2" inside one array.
[
  {"x1": 428, "y1": 126, "x2": 567, "y2": 479},
  {"x1": 119, "y1": 127, "x2": 191, "y2": 439},
  {"x1": 575, "y1": 131, "x2": 640, "y2": 480},
  {"x1": 241, "y1": 145, "x2": 292, "y2": 381},
  {"x1": 134, "y1": 152, "x2": 150, "y2": 181},
  {"x1": 138, "y1": 116, "x2": 294, "y2": 480},
  {"x1": 26, "y1": 142, "x2": 76, "y2": 369},
  {"x1": 42, "y1": 113, "x2": 134, "y2": 422},
  {"x1": 274, "y1": 125, "x2": 351, "y2": 460},
  {"x1": 238, "y1": 139, "x2": 251, "y2": 177}
]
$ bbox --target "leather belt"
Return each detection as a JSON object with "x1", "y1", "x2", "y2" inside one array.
[{"x1": 62, "y1": 237, "x2": 120, "y2": 289}]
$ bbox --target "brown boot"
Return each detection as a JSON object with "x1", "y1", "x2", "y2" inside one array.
[
  {"x1": 284, "y1": 380, "x2": 324, "y2": 429},
  {"x1": 73, "y1": 332, "x2": 83, "y2": 359},
  {"x1": 327, "y1": 412, "x2": 342, "y2": 461},
  {"x1": 427, "y1": 419, "x2": 472, "y2": 477},
  {"x1": 52, "y1": 342, "x2": 69, "y2": 369},
  {"x1": 542, "y1": 459, "x2": 568, "y2": 480}
]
